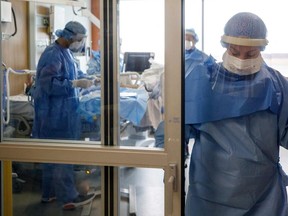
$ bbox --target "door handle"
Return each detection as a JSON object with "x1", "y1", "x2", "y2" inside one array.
[{"x1": 167, "y1": 163, "x2": 177, "y2": 215}]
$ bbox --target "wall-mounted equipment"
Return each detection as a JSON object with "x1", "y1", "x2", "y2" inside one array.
[
  {"x1": 22, "y1": 0, "x2": 100, "y2": 29},
  {"x1": 1, "y1": 1, "x2": 12, "y2": 22}
]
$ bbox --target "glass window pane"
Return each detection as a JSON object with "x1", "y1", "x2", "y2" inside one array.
[
  {"x1": 2, "y1": 2, "x2": 102, "y2": 143},
  {"x1": 11, "y1": 163, "x2": 164, "y2": 216},
  {"x1": 12, "y1": 162, "x2": 101, "y2": 215},
  {"x1": 118, "y1": 0, "x2": 165, "y2": 148},
  {"x1": 120, "y1": 167, "x2": 164, "y2": 216}
]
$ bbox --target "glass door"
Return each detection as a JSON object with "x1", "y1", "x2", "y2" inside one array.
[{"x1": 0, "y1": 0, "x2": 184, "y2": 216}]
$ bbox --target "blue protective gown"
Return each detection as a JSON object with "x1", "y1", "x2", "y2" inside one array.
[
  {"x1": 32, "y1": 42, "x2": 81, "y2": 140},
  {"x1": 185, "y1": 57, "x2": 288, "y2": 216},
  {"x1": 32, "y1": 42, "x2": 81, "y2": 204},
  {"x1": 154, "y1": 48, "x2": 209, "y2": 148},
  {"x1": 185, "y1": 48, "x2": 209, "y2": 78}
]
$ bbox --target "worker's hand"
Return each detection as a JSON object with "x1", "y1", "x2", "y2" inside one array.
[
  {"x1": 72, "y1": 79, "x2": 94, "y2": 89},
  {"x1": 94, "y1": 77, "x2": 101, "y2": 85}
]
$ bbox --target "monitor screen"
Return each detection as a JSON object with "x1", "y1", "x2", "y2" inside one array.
[{"x1": 123, "y1": 52, "x2": 155, "y2": 73}]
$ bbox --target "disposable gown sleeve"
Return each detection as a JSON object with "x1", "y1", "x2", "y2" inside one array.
[
  {"x1": 38, "y1": 55, "x2": 74, "y2": 96},
  {"x1": 154, "y1": 121, "x2": 164, "y2": 148},
  {"x1": 277, "y1": 73, "x2": 288, "y2": 149},
  {"x1": 77, "y1": 69, "x2": 87, "y2": 79},
  {"x1": 280, "y1": 127, "x2": 288, "y2": 149},
  {"x1": 279, "y1": 102, "x2": 288, "y2": 149},
  {"x1": 185, "y1": 124, "x2": 196, "y2": 140}
]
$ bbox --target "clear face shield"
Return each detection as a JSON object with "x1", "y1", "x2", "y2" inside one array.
[
  {"x1": 185, "y1": 40, "x2": 194, "y2": 50},
  {"x1": 220, "y1": 36, "x2": 268, "y2": 75},
  {"x1": 208, "y1": 35, "x2": 269, "y2": 97},
  {"x1": 69, "y1": 36, "x2": 87, "y2": 53},
  {"x1": 185, "y1": 32, "x2": 197, "y2": 50}
]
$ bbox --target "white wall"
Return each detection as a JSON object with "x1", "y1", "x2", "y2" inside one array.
[{"x1": 119, "y1": 0, "x2": 165, "y2": 64}]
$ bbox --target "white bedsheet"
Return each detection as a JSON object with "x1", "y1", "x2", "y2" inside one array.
[{"x1": 9, "y1": 94, "x2": 34, "y2": 120}]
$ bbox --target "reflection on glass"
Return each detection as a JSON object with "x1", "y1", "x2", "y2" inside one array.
[
  {"x1": 118, "y1": 0, "x2": 165, "y2": 148},
  {"x1": 2, "y1": 3, "x2": 101, "y2": 142},
  {"x1": 120, "y1": 167, "x2": 164, "y2": 216},
  {"x1": 12, "y1": 162, "x2": 101, "y2": 215}
]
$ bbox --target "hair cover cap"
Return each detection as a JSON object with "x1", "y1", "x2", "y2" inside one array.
[
  {"x1": 55, "y1": 21, "x2": 87, "y2": 40},
  {"x1": 221, "y1": 12, "x2": 268, "y2": 48},
  {"x1": 185, "y1": 28, "x2": 199, "y2": 43}
]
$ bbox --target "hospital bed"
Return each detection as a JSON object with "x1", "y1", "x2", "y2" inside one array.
[
  {"x1": 78, "y1": 67, "x2": 164, "y2": 146},
  {"x1": 2, "y1": 67, "x2": 148, "y2": 140},
  {"x1": 3, "y1": 63, "x2": 164, "y2": 144},
  {"x1": 3, "y1": 67, "x2": 35, "y2": 138},
  {"x1": 78, "y1": 84, "x2": 150, "y2": 143}
]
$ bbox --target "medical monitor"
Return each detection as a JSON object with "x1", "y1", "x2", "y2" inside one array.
[{"x1": 123, "y1": 52, "x2": 155, "y2": 73}]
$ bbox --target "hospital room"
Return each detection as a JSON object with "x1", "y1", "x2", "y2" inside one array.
[{"x1": 1, "y1": 0, "x2": 288, "y2": 216}]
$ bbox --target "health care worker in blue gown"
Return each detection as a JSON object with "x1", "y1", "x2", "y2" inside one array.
[
  {"x1": 154, "y1": 29, "x2": 208, "y2": 149},
  {"x1": 185, "y1": 12, "x2": 288, "y2": 216},
  {"x1": 185, "y1": 28, "x2": 209, "y2": 78},
  {"x1": 32, "y1": 21, "x2": 96, "y2": 210}
]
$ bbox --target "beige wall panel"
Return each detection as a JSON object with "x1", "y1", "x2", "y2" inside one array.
[{"x1": 2, "y1": 0, "x2": 29, "y2": 70}]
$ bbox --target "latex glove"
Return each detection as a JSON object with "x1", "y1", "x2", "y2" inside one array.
[
  {"x1": 72, "y1": 79, "x2": 94, "y2": 89},
  {"x1": 94, "y1": 77, "x2": 101, "y2": 85}
]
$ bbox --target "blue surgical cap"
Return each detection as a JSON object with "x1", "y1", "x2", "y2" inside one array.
[
  {"x1": 224, "y1": 12, "x2": 267, "y2": 39},
  {"x1": 185, "y1": 28, "x2": 199, "y2": 43},
  {"x1": 55, "y1": 21, "x2": 87, "y2": 40},
  {"x1": 221, "y1": 12, "x2": 268, "y2": 50}
]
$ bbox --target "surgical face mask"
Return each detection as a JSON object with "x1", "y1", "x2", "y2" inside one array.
[
  {"x1": 69, "y1": 39, "x2": 85, "y2": 53},
  {"x1": 185, "y1": 40, "x2": 193, "y2": 50},
  {"x1": 222, "y1": 51, "x2": 263, "y2": 75}
]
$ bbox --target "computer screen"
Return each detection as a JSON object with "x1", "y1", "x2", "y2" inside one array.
[{"x1": 123, "y1": 52, "x2": 155, "y2": 73}]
